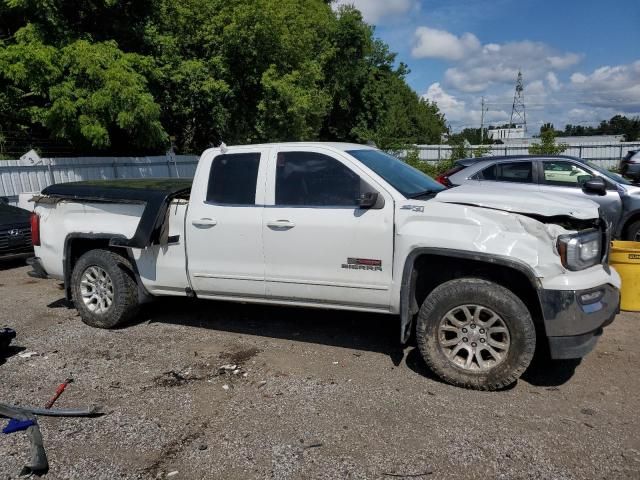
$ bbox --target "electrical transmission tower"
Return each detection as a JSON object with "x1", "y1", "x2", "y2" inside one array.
[
  {"x1": 508, "y1": 70, "x2": 526, "y2": 139},
  {"x1": 479, "y1": 96, "x2": 488, "y2": 143}
]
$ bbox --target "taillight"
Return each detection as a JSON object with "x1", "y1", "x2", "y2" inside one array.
[
  {"x1": 435, "y1": 174, "x2": 451, "y2": 187},
  {"x1": 436, "y1": 165, "x2": 465, "y2": 188},
  {"x1": 30, "y1": 212, "x2": 40, "y2": 246}
]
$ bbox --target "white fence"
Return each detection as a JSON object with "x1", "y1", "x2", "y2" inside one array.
[
  {"x1": 414, "y1": 142, "x2": 640, "y2": 169},
  {"x1": 1, "y1": 143, "x2": 639, "y2": 205},
  {"x1": 0, "y1": 155, "x2": 199, "y2": 204}
]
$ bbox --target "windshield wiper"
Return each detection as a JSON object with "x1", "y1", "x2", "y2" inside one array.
[{"x1": 407, "y1": 189, "x2": 439, "y2": 199}]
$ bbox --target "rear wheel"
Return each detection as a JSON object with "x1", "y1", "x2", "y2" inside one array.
[
  {"x1": 416, "y1": 278, "x2": 536, "y2": 390},
  {"x1": 71, "y1": 249, "x2": 139, "y2": 328}
]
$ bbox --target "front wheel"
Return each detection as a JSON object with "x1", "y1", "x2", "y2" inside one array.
[
  {"x1": 624, "y1": 220, "x2": 640, "y2": 241},
  {"x1": 416, "y1": 278, "x2": 536, "y2": 390},
  {"x1": 71, "y1": 249, "x2": 139, "y2": 328}
]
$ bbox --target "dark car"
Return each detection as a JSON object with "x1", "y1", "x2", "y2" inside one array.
[
  {"x1": 0, "y1": 199, "x2": 33, "y2": 258},
  {"x1": 442, "y1": 154, "x2": 640, "y2": 240},
  {"x1": 620, "y1": 149, "x2": 640, "y2": 182}
]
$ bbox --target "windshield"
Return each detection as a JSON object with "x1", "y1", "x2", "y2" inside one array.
[
  {"x1": 346, "y1": 149, "x2": 445, "y2": 198},
  {"x1": 585, "y1": 160, "x2": 631, "y2": 185}
]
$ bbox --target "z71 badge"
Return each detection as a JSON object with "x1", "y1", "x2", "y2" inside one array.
[{"x1": 341, "y1": 258, "x2": 382, "y2": 271}]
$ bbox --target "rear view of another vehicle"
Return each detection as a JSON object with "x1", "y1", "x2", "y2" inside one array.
[
  {"x1": 0, "y1": 200, "x2": 33, "y2": 259},
  {"x1": 435, "y1": 159, "x2": 476, "y2": 187},
  {"x1": 620, "y1": 150, "x2": 640, "y2": 183}
]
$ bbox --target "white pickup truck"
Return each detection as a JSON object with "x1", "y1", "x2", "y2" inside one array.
[{"x1": 29, "y1": 142, "x2": 620, "y2": 390}]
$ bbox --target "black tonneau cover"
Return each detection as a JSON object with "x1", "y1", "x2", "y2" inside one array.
[{"x1": 39, "y1": 179, "x2": 192, "y2": 249}]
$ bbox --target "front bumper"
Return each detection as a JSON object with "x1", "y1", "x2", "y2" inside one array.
[{"x1": 539, "y1": 284, "x2": 619, "y2": 359}]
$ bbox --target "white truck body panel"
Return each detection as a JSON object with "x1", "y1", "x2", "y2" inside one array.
[
  {"x1": 261, "y1": 145, "x2": 394, "y2": 309},
  {"x1": 32, "y1": 142, "x2": 620, "y2": 314},
  {"x1": 186, "y1": 146, "x2": 268, "y2": 298},
  {"x1": 36, "y1": 201, "x2": 144, "y2": 280},
  {"x1": 134, "y1": 200, "x2": 190, "y2": 295}
]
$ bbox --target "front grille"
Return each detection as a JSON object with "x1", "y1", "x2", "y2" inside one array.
[{"x1": 0, "y1": 222, "x2": 32, "y2": 253}]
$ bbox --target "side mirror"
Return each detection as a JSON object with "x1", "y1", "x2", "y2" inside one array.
[
  {"x1": 583, "y1": 177, "x2": 607, "y2": 195},
  {"x1": 358, "y1": 191, "x2": 379, "y2": 209}
]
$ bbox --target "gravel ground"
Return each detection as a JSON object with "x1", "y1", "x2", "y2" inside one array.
[{"x1": 1, "y1": 258, "x2": 639, "y2": 480}]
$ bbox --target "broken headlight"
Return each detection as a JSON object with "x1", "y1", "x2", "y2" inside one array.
[{"x1": 557, "y1": 229, "x2": 601, "y2": 271}]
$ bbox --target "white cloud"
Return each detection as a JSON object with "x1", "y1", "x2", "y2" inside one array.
[
  {"x1": 569, "y1": 61, "x2": 640, "y2": 109},
  {"x1": 414, "y1": 26, "x2": 640, "y2": 131},
  {"x1": 547, "y1": 53, "x2": 582, "y2": 69},
  {"x1": 546, "y1": 72, "x2": 560, "y2": 91},
  {"x1": 332, "y1": 0, "x2": 417, "y2": 24},
  {"x1": 411, "y1": 27, "x2": 480, "y2": 61},
  {"x1": 442, "y1": 40, "x2": 582, "y2": 93},
  {"x1": 423, "y1": 82, "x2": 508, "y2": 127},
  {"x1": 570, "y1": 72, "x2": 587, "y2": 84}
]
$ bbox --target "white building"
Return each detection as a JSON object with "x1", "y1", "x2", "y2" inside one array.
[{"x1": 487, "y1": 126, "x2": 526, "y2": 141}]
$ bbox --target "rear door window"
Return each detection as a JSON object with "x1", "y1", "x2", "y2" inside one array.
[
  {"x1": 476, "y1": 161, "x2": 533, "y2": 183},
  {"x1": 206, "y1": 153, "x2": 261, "y2": 205}
]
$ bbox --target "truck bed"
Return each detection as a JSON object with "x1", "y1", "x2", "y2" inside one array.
[{"x1": 39, "y1": 179, "x2": 192, "y2": 248}]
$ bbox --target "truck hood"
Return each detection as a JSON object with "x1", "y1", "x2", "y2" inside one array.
[{"x1": 433, "y1": 184, "x2": 599, "y2": 220}]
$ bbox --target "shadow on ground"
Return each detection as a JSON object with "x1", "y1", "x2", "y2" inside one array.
[
  {"x1": 48, "y1": 295, "x2": 579, "y2": 388},
  {"x1": 140, "y1": 297, "x2": 405, "y2": 360},
  {"x1": 0, "y1": 345, "x2": 26, "y2": 367},
  {"x1": 521, "y1": 355, "x2": 581, "y2": 387},
  {"x1": 0, "y1": 257, "x2": 29, "y2": 272}
]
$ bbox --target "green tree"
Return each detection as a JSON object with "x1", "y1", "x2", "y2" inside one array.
[
  {"x1": 529, "y1": 129, "x2": 567, "y2": 155},
  {"x1": 0, "y1": 0, "x2": 447, "y2": 155},
  {"x1": 563, "y1": 115, "x2": 640, "y2": 141}
]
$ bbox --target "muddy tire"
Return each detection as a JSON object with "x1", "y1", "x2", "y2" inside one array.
[
  {"x1": 416, "y1": 278, "x2": 536, "y2": 391},
  {"x1": 71, "y1": 249, "x2": 139, "y2": 329}
]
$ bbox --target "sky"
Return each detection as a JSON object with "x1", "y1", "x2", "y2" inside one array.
[{"x1": 333, "y1": 0, "x2": 640, "y2": 133}]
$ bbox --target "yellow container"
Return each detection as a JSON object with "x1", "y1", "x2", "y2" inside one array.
[{"x1": 610, "y1": 241, "x2": 640, "y2": 311}]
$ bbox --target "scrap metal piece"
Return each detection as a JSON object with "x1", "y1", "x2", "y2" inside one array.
[
  {"x1": 17, "y1": 405, "x2": 104, "y2": 417},
  {"x1": 0, "y1": 404, "x2": 48, "y2": 475},
  {"x1": 0, "y1": 403, "x2": 105, "y2": 476}
]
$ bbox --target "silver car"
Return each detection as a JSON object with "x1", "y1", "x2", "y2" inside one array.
[{"x1": 444, "y1": 155, "x2": 640, "y2": 240}]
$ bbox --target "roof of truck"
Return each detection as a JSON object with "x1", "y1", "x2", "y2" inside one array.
[{"x1": 203, "y1": 142, "x2": 377, "y2": 154}]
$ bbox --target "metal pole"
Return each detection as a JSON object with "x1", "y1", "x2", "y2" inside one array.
[
  {"x1": 480, "y1": 97, "x2": 485, "y2": 144},
  {"x1": 46, "y1": 159, "x2": 54, "y2": 186}
]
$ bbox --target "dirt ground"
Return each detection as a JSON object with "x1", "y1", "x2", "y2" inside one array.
[{"x1": 0, "y1": 258, "x2": 639, "y2": 480}]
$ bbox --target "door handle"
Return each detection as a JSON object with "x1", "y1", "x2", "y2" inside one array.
[
  {"x1": 266, "y1": 219, "x2": 295, "y2": 229},
  {"x1": 192, "y1": 218, "x2": 217, "y2": 227}
]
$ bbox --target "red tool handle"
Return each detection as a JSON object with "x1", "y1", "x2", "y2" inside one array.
[{"x1": 44, "y1": 379, "x2": 72, "y2": 409}]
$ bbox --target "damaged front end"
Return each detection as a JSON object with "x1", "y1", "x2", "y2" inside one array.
[{"x1": 397, "y1": 187, "x2": 620, "y2": 358}]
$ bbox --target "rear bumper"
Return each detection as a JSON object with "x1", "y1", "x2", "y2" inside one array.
[
  {"x1": 0, "y1": 250, "x2": 32, "y2": 261},
  {"x1": 539, "y1": 284, "x2": 619, "y2": 359},
  {"x1": 27, "y1": 256, "x2": 49, "y2": 279}
]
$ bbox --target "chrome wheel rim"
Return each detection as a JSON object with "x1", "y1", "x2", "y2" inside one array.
[
  {"x1": 80, "y1": 266, "x2": 114, "y2": 314},
  {"x1": 438, "y1": 305, "x2": 510, "y2": 371}
]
